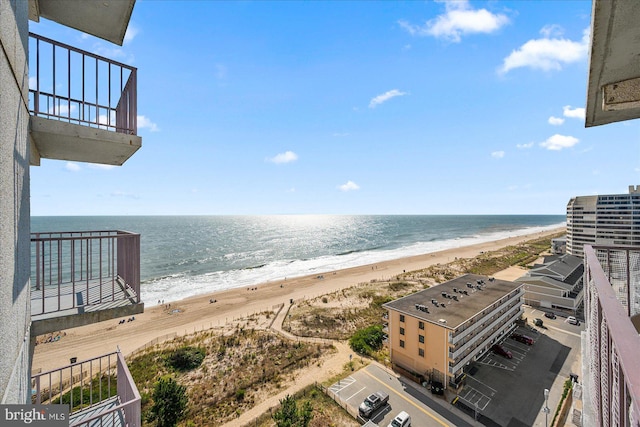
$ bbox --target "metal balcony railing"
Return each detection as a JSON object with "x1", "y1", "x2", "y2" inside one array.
[
  {"x1": 32, "y1": 350, "x2": 141, "y2": 427},
  {"x1": 31, "y1": 231, "x2": 140, "y2": 317},
  {"x1": 584, "y1": 245, "x2": 640, "y2": 427},
  {"x1": 29, "y1": 33, "x2": 137, "y2": 135}
]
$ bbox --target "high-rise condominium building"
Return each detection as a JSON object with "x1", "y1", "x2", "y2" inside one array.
[{"x1": 566, "y1": 186, "x2": 640, "y2": 257}]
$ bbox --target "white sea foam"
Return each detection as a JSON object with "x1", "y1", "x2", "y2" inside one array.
[{"x1": 142, "y1": 222, "x2": 565, "y2": 306}]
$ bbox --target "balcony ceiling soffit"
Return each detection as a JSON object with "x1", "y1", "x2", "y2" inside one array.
[
  {"x1": 586, "y1": 0, "x2": 640, "y2": 127},
  {"x1": 29, "y1": 0, "x2": 135, "y2": 46}
]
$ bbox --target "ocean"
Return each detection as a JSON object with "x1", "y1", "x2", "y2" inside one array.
[{"x1": 31, "y1": 215, "x2": 565, "y2": 306}]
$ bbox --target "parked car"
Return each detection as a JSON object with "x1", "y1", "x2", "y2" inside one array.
[
  {"x1": 388, "y1": 411, "x2": 412, "y2": 427},
  {"x1": 491, "y1": 343, "x2": 513, "y2": 359},
  {"x1": 567, "y1": 316, "x2": 580, "y2": 325},
  {"x1": 544, "y1": 312, "x2": 557, "y2": 319},
  {"x1": 534, "y1": 318, "x2": 544, "y2": 327},
  {"x1": 511, "y1": 333, "x2": 534, "y2": 345}
]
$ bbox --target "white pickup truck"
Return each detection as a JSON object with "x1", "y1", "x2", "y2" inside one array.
[{"x1": 358, "y1": 391, "x2": 389, "y2": 419}]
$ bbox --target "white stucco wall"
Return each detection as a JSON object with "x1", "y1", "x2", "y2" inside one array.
[{"x1": 0, "y1": 0, "x2": 32, "y2": 404}]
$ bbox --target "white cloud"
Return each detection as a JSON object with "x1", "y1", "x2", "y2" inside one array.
[
  {"x1": 548, "y1": 116, "x2": 565, "y2": 125},
  {"x1": 123, "y1": 24, "x2": 139, "y2": 44},
  {"x1": 491, "y1": 151, "x2": 505, "y2": 159},
  {"x1": 563, "y1": 105, "x2": 586, "y2": 120},
  {"x1": 499, "y1": 27, "x2": 589, "y2": 74},
  {"x1": 398, "y1": 0, "x2": 509, "y2": 43},
  {"x1": 267, "y1": 151, "x2": 298, "y2": 164},
  {"x1": 540, "y1": 134, "x2": 579, "y2": 151},
  {"x1": 369, "y1": 89, "x2": 407, "y2": 108},
  {"x1": 88, "y1": 164, "x2": 116, "y2": 170},
  {"x1": 540, "y1": 24, "x2": 564, "y2": 38},
  {"x1": 65, "y1": 162, "x2": 81, "y2": 172},
  {"x1": 29, "y1": 76, "x2": 37, "y2": 90},
  {"x1": 338, "y1": 181, "x2": 360, "y2": 192},
  {"x1": 138, "y1": 115, "x2": 159, "y2": 132},
  {"x1": 517, "y1": 142, "x2": 535, "y2": 149}
]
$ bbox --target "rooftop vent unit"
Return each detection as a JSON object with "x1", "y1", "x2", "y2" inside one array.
[
  {"x1": 467, "y1": 283, "x2": 473, "y2": 288},
  {"x1": 432, "y1": 299, "x2": 439, "y2": 306},
  {"x1": 452, "y1": 288, "x2": 458, "y2": 293},
  {"x1": 438, "y1": 319, "x2": 447, "y2": 324},
  {"x1": 441, "y1": 291, "x2": 447, "y2": 297},
  {"x1": 462, "y1": 290, "x2": 469, "y2": 295},
  {"x1": 452, "y1": 295, "x2": 458, "y2": 301},
  {"x1": 476, "y1": 285, "x2": 482, "y2": 291},
  {"x1": 440, "y1": 303, "x2": 446, "y2": 308},
  {"x1": 489, "y1": 277, "x2": 495, "y2": 282}
]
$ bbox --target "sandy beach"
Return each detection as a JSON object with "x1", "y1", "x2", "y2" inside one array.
[{"x1": 32, "y1": 227, "x2": 564, "y2": 374}]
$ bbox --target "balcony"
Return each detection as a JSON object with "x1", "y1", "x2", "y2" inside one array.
[
  {"x1": 32, "y1": 350, "x2": 140, "y2": 427},
  {"x1": 28, "y1": 33, "x2": 141, "y2": 166},
  {"x1": 31, "y1": 231, "x2": 144, "y2": 336},
  {"x1": 583, "y1": 245, "x2": 640, "y2": 426}
]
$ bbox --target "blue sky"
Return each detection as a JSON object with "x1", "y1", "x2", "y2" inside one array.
[{"x1": 29, "y1": 0, "x2": 639, "y2": 216}]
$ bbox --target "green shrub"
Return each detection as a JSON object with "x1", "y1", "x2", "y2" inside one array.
[
  {"x1": 349, "y1": 325, "x2": 384, "y2": 356},
  {"x1": 167, "y1": 346, "x2": 206, "y2": 371},
  {"x1": 148, "y1": 376, "x2": 188, "y2": 427}
]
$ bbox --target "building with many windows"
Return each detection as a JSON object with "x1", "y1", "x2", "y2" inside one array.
[
  {"x1": 383, "y1": 274, "x2": 523, "y2": 389},
  {"x1": 566, "y1": 186, "x2": 640, "y2": 257},
  {"x1": 2, "y1": 0, "x2": 143, "y2": 424}
]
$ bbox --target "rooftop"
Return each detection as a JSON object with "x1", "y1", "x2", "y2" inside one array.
[{"x1": 383, "y1": 274, "x2": 522, "y2": 330}]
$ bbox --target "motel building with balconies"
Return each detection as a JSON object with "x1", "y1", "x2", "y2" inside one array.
[
  {"x1": 382, "y1": 274, "x2": 523, "y2": 390},
  {"x1": 2, "y1": 1, "x2": 143, "y2": 425}
]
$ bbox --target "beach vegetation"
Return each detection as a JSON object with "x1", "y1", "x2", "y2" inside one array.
[
  {"x1": 147, "y1": 376, "x2": 188, "y2": 427},
  {"x1": 349, "y1": 325, "x2": 385, "y2": 356},
  {"x1": 127, "y1": 328, "x2": 334, "y2": 426},
  {"x1": 166, "y1": 346, "x2": 206, "y2": 371},
  {"x1": 272, "y1": 394, "x2": 313, "y2": 427}
]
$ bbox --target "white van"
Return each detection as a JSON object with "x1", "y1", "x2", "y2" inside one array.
[{"x1": 388, "y1": 410, "x2": 411, "y2": 427}]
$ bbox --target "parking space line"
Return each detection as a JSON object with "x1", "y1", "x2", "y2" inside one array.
[
  {"x1": 458, "y1": 385, "x2": 491, "y2": 411},
  {"x1": 345, "y1": 386, "x2": 366, "y2": 402},
  {"x1": 329, "y1": 376, "x2": 356, "y2": 393},
  {"x1": 362, "y1": 369, "x2": 451, "y2": 426},
  {"x1": 465, "y1": 374, "x2": 497, "y2": 394}
]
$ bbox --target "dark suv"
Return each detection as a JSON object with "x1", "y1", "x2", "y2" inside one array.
[{"x1": 544, "y1": 312, "x2": 556, "y2": 319}]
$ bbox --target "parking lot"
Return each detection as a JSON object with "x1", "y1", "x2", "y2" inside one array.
[
  {"x1": 326, "y1": 308, "x2": 583, "y2": 427},
  {"x1": 328, "y1": 364, "x2": 471, "y2": 427},
  {"x1": 454, "y1": 319, "x2": 582, "y2": 426}
]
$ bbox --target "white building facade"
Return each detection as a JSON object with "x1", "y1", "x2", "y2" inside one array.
[{"x1": 566, "y1": 186, "x2": 640, "y2": 257}]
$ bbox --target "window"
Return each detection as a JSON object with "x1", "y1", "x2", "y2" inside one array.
[
  {"x1": 419, "y1": 321, "x2": 424, "y2": 330},
  {"x1": 400, "y1": 314, "x2": 405, "y2": 322},
  {"x1": 418, "y1": 348, "x2": 425, "y2": 357},
  {"x1": 419, "y1": 335, "x2": 425, "y2": 344},
  {"x1": 400, "y1": 327, "x2": 405, "y2": 335},
  {"x1": 400, "y1": 340, "x2": 405, "y2": 348}
]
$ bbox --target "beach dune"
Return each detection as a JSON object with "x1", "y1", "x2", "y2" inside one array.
[{"x1": 32, "y1": 227, "x2": 564, "y2": 374}]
